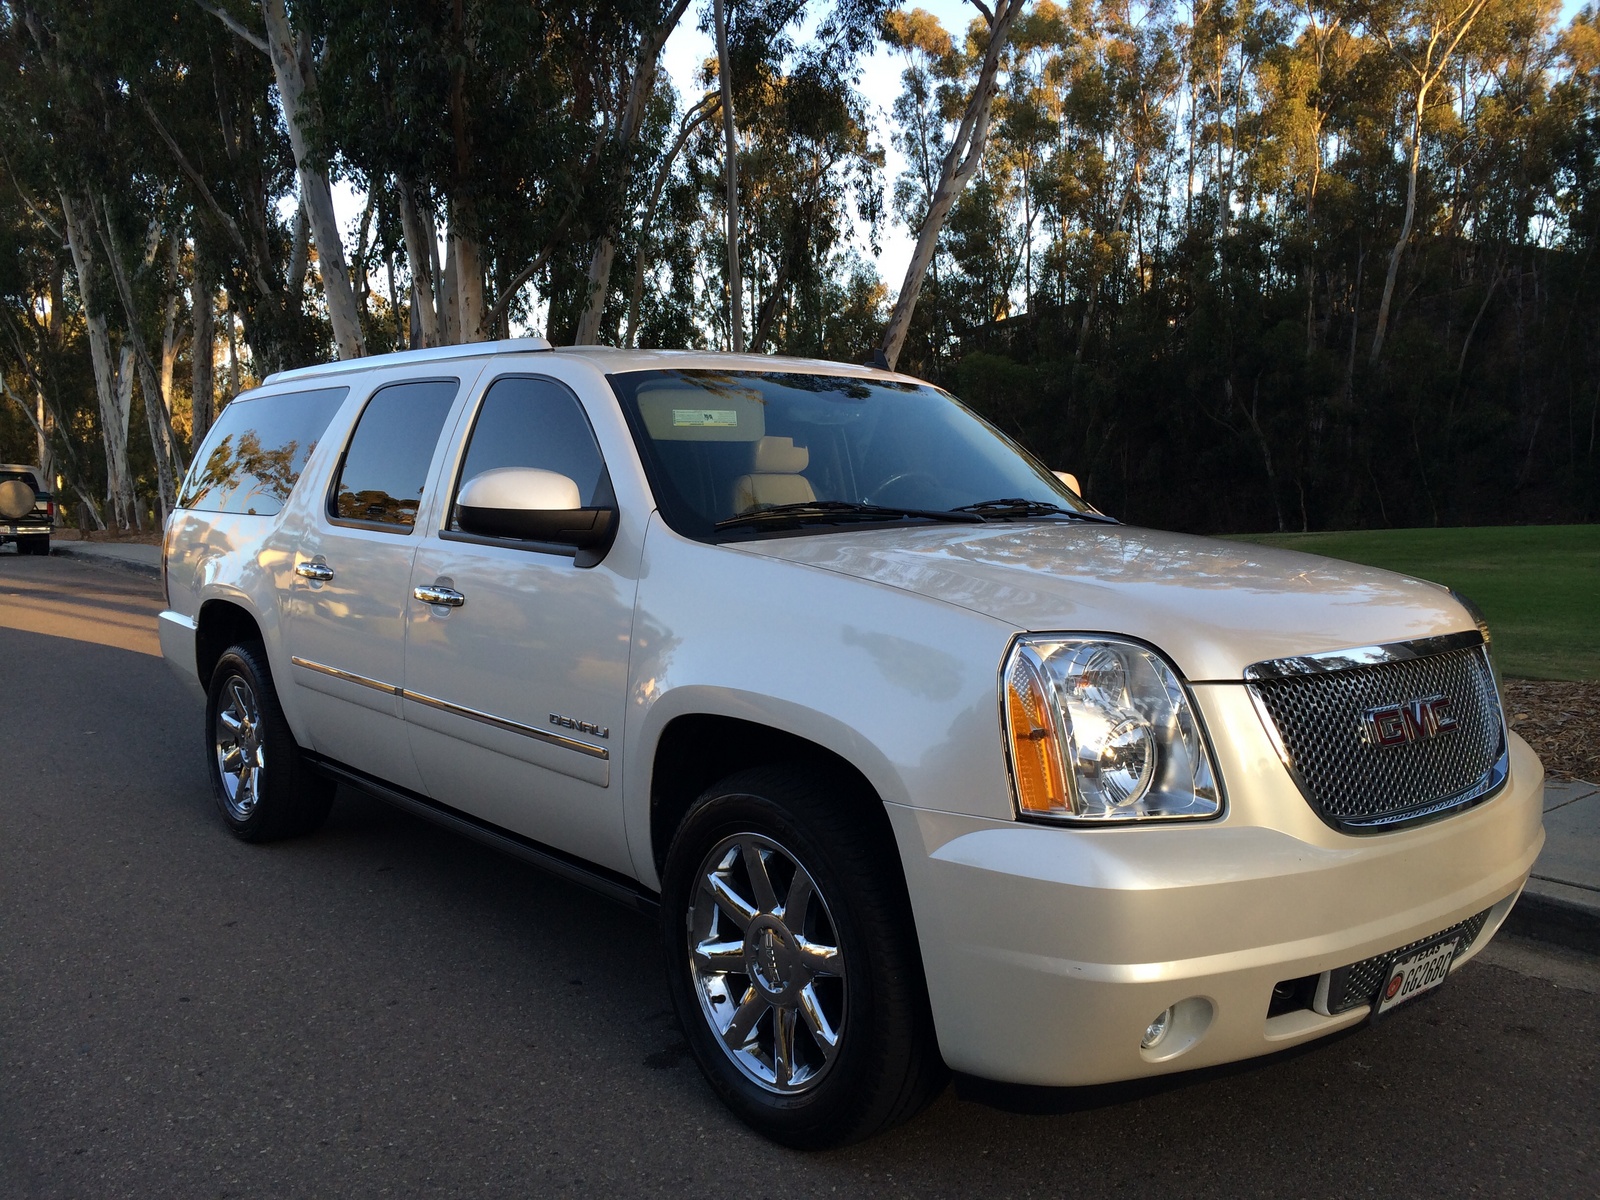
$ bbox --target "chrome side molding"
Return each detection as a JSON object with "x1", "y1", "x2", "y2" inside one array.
[{"x1": 289, "y1": 655, "x2": 608, "y2": 760}]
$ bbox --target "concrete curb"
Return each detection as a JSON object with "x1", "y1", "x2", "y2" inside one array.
[
  {"x1": 51, "y1": 543, "x2": 162, "y2": 579},
  {"x1": 1504, "y1": 891, "x2": 1600, "y2": 956}
]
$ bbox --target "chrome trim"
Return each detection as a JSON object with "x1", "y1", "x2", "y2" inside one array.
[
  {"x1": 413, "y1": 584, "x2": 465, "y2": 607},
  {"x1": 290, "y1": 655, "x2": 400, "y2": 696},
  {"x1": 290, "y1": 655, "x2": 610, "y2": 760},
  {"x1": 1244, "y1": 641, "x2": 1510, "y2": 834},
  {"x1": 295, "y1": 561, "x2": 335, "y2": 582},
  {"x1": 1244, "y1": 629, "x2": 1485, "y2": 680},
  {"x1": 402, "y1": 689, "x2": 609, "y2": 759}
]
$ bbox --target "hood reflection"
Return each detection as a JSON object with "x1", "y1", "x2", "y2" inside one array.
[{"x1": 740, "y1": 523, "x2": 1472, "y2": 681}]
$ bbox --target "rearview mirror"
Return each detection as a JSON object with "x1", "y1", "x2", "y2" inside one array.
[
  {"x1": 1053, "y1": 470, "x2": 1082, "y2": 497},
  {"x1": 456, "y1": 467, "x2": 614, "y2": 548}
]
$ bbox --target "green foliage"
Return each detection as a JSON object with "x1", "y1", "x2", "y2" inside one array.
[{"x1": 2, "y1": 0, "x2": 1598, "y2": 540}]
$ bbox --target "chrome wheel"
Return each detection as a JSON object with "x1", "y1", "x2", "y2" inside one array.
[
  {"x1": 687, "y1": 832, "x2": 846, "y2": 1094},
  {"x1": 214, "y1": 674, "x2": 264, "y2": 822}
]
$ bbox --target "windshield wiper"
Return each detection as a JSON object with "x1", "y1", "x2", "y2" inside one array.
[
  {"x1": 715, "y1": 500, "x2": 983, "y2": 531},
  {"x1": 951, "y1": 498, "x2": 1118, "y2": 523}
]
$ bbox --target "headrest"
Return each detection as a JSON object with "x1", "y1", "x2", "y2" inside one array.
[{"x1": 752, "y1": 436, "x2": 808, "y2": 473}]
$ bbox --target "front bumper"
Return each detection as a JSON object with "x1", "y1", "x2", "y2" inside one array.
[{"x1": 890, "y1": 685, "x2": 1545, "y2": 1087}]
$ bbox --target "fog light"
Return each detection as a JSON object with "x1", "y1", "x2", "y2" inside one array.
[{"x1": 1142, "y1": 1007, "x2": 1173, "y2": 1049}]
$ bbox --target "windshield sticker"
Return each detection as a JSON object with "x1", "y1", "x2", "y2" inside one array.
[{"x1": 673, "y1": 408, "x2": 739, "y2": 428}]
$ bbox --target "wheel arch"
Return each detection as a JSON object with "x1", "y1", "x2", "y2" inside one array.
[
  {"x1": 646, "y1": 712, "x2": 902, "y2": 883},
  {"x1": 195, "y1": 596, "x2": 266, "y2": 687}
]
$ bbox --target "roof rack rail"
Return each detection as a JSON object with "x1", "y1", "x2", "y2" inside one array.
[{"x1": 262, "y1": 336, "x2": 552, "y2": 386}]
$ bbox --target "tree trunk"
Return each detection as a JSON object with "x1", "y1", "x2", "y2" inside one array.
[
  {"x1": 713, "y1": 0, "x2": 743, "y2": 352},
  {"x1": 260, "y1": 0, "x2": 366, "y2": 359},
  {"x1": 397, "y1": 178, "x2": 442, "y2": 346},
  {"x1": 880, "y1": 0, "x2": 1024, "y2": 370},
  {"x1": 161, "y1": 233, "x2": 184, "y2": 448},
  {"x1": 1370, "y1": 88, "x2": 1427, "y2": 363},
  {"x1": 191, "y1": 259, "x2": 216, "y2": 443},
  {"x1": 96, "y1": 200, "x2": 180, "y2": 518},
  {"x1": 573, "y1": 0, "x2": 694, "y2": 345},
  {"x1": 450, "y1": 207, "x2": 486, "y2": 343},
  {"x1": 60, "y1": 191, "x2": 136, "y2": 528}
]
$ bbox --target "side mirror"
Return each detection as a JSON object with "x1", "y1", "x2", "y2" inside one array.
[
  {"x1": 1053, "y1": 470, "x2": 1082, "y2": 497},
  {"x1": 456, "y1": 467, "x2": 614, "y2": 548}
]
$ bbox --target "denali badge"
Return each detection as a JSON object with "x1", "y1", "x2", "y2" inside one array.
[
  {"x1": 1361, "y1": 695, "x2": 1458, "y2": 748},
  {"x1": 549, "y1": 712, "x2": 610, "y2": 739}
]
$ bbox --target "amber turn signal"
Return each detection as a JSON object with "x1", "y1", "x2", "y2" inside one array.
[{"x1": 1005, "y1": 656, "x2": 1070, "y2": 815}]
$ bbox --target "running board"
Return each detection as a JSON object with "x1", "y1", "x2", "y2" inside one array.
[{"x1": 308, "y1": 756, "x2": 659, "y2": 917}]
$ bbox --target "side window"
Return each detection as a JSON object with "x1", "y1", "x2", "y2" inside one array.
[
  {"x1": 179, "y1": 386, "x2": 348, "y2": 515},
  {"x1": 330, "y1": 379, "x2": 459, "y2": 530},
  {"x1": 449, "y1": 376, "x2": 607, "y2": 534}
]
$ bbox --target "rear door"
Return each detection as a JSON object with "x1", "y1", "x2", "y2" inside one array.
[
  {"x1": 283, "y1": 372, "x2": 475, "y2": 791},
  {"x1": 401, "y1": 369, "x2": 642, "y2": 875}
]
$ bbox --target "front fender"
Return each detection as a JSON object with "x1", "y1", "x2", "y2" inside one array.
[{"x1": 622, "y1": 516, "x2": 1020, "y2": 888}]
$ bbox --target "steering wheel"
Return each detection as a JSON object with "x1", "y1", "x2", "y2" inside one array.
[{"x1": 864, "y1": 471, "x2": 942, "y2": 507}]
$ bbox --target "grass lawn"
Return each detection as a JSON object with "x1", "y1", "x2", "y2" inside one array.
[{"x1": 1230, "y1": 525, "x2": 1600, "y2": 681}]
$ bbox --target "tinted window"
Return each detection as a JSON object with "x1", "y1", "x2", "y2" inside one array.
[
  {"x1": 1, "y1": 470, "x2": 41, "y2": 492},
  {"x1": 179, "y1": 387, "x2": 348, "y2": 515},
  {"x1": 449, "y1": 377, "x2": 607, "y2": 532},
  {"x1": 331, "y1": 379, "x2": 458, "y2": 529},
  {"x1": 609, "y1": 369, "x2": 1088, "y2": 539}
]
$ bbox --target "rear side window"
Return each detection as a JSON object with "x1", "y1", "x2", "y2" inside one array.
[
  {"x1": 448, "y1": 376, "x2": 608, "y2": 533},
  {"x1": 179, "y1": 387, "x2": 348, "y2": 515},
  {"x1": 330, "y1": 379, "x2": 459, "y2": 530}
]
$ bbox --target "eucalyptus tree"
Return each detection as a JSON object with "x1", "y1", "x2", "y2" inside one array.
[
  {"x1": 1366, "y1": 0, "x2": 1497, "y2": 360},
  {"x1": 880, "y1": 0, "x2": 1026, "y2": 369}
]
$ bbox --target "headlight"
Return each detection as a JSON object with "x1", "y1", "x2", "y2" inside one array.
[{"x1": 1002, "y1": 636, "x2": 1221, "y2": 823}]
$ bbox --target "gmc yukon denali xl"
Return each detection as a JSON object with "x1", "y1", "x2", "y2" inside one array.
[{"x1": 160, "y1": 339, "x2": 1544, "y2": 1146}]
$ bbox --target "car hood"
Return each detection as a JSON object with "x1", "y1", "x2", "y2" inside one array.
[{"x1": 737, "y1": 522, "x2": 1474, "y2": 680}]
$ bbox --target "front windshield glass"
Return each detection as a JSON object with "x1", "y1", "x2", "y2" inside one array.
[{"x1": 609, "y1": 369, "x2": 1095, "y2": 539}]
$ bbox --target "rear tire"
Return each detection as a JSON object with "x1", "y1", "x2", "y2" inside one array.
[
  {"x1": 206, "y1": 642, "x2": 334, "y2": 842},
  {"x1": 660, "y1": 765, "x2": 946, "y2": 1147},
  {"x1": 18, "y1": 535, "x2": 48, "y2": 556}
]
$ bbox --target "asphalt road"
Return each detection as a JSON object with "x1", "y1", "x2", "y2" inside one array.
[{"x1": 2, "y1": 552, "x2": 1597, "y2": 1198}]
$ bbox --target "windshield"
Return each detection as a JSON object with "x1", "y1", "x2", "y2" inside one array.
[{"x1": 608, "y1": 369, "x2": 1097, "y2": 540}]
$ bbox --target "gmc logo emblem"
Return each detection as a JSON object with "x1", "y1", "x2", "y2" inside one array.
[{"x1": 1362, "y1": 695, "x2": 1459, "y2": 748}]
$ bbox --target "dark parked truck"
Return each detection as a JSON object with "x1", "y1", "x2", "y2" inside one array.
[{"x1": 0, "y1": 464, "x2": 54, "y2": 555}]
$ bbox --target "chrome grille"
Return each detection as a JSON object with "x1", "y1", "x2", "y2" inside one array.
[
  {"x1": 1247, "y1": 634, "x2": 1507, "y2": 831},
  {"x1": 1320, "y1": 908, "x2": 1493, "y2": 1014}
]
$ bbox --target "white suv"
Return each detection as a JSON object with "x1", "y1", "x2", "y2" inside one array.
[{"x1": 160, "y1": 339, "x2": 1544, "y2": 1146}]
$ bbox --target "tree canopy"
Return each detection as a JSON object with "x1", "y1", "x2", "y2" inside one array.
[{"x1": 2, "y1": 0, "x2": 1596, "y2": 533}]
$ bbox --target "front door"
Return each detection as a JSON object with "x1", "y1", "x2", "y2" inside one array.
[
  {"x1": 402, "y1": 373, "x2": 638, "y2": 875},
  {"x1": 285, "y1": 375, "x2": 466, "y2": 792}
]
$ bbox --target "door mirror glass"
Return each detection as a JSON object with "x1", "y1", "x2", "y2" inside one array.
[{"x1": 457, "y1": 467, "x2": 612, "y2": 546}]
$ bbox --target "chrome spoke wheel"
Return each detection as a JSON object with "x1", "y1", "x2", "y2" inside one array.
[
  {"x1": 687, "y1": 833, "x2": 846, "y2": 1095},
  {"x1": 214, "y1": 674, "x2": 265, "y2": 822}
]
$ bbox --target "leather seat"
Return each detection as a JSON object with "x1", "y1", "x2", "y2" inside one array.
[{"x1": 731, "y1": 436, "x2": 814, "y2": 513}]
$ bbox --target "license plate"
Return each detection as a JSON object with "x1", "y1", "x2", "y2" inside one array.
[{"x1": 1373, "y1": 937, "x2": 1460, "y2": 1017}]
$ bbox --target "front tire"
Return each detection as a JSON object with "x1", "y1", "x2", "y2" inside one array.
[
  {"x1": 206, "y1": 642, "x2": 334, "y2": 842},
  {"x1": 660, "y1": 765, "x2": 946, "y2": 1147}
]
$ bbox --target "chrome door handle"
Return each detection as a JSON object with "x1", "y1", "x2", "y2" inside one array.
[
  {"x1": 413, "y1": 584, "x2": 465, "y2": 607},
  {"x1": 295, "y1": 561, "x2": 335, "y2": 582}
]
